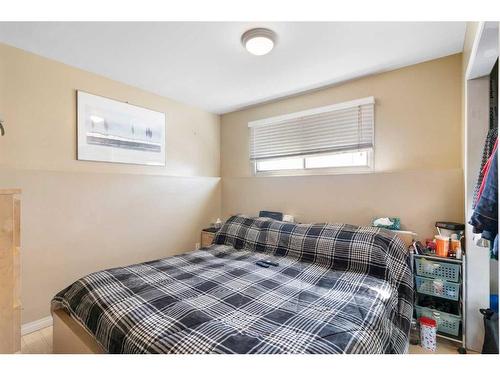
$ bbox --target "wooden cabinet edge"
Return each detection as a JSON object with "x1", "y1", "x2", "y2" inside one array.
[{"x1": 0, "y1": 189, "x2": 21, "y2": 353}]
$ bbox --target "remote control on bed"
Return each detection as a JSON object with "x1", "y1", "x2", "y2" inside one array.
[
  {"x1": 256, "y1": 260, "x2": 279, "y2": 267},
  {"x1": 255, "y1": 261, "x2": 270, "y2": 268}
]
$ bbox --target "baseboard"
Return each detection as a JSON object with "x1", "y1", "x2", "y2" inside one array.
[{"x1": 21, "y1": 315, "x2": 53, "y2": 336}]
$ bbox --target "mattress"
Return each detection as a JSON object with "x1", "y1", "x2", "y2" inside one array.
[{"x1": 52, "y1": 215, "x2": 413, "y2": 354}]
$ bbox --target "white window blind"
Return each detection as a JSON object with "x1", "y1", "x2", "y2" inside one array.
[{"x1": 249, "y1": 97, "x2": 374, "y2": 161}]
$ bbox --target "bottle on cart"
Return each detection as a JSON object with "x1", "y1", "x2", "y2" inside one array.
[
  {"x1": 410, "y1": 318, "x2": 420, "y2": 345},
  {"x1": 455, "y1": 242, "x2": 462, "y2": 259}
]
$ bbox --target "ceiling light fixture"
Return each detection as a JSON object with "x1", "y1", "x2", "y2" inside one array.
[{"x1": 241, "y1": 28, "x2": 276, "y2": 56}]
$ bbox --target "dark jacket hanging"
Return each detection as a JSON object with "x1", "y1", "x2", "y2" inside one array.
[{"x1": 470, "y1": 147, "x2": 498, "y2": 259}]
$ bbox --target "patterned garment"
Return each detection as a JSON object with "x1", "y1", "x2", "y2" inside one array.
[
  {"x1": 473, "y1": 60, "x2": 498, "y2": 207},
  {"x1": 52, "y1": 215, "x2": 413, "y2": 354},
  {"x1": 473, "y1": 128, "x2": 498, "y2": 207}
]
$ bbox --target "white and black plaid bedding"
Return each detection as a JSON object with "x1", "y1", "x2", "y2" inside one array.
[{"x1": 52, "y1": 215, "x2": 413, "y2": 354}]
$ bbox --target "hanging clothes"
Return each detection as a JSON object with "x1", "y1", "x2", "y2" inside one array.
[
  {"x1": 474, "y1": 128, "x2": 498, "y2": 207},
  {"x1": 474, "y1": 59, "x2": 498, "y2": 207},
  {"x1": 476, "y1": 138, "x2": 498, "y2": 203},
  {"x1": 470, "y1": 147, "x2": 498, "y2": 259}
]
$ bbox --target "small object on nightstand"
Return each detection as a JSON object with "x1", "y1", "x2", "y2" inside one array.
[
  {"x1": 201, "y1": 227, "x2": 217, "y2": 248},
  {"x1": 210, "y1": 218, "x2": 223, "y2": 230},
  {"x1": 259, "y1": 210, "x2": 283, "y2": 221}
]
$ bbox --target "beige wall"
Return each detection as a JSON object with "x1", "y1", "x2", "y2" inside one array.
[
  {"x1": 221, "y1": 54, "x2": 464, "y2": 238},
  {"x1": 0, "y1": 43, "x2": 221, "y2": 324},
  {"x1": 462, "y1": 22, "x2": 479, "y2": 171},
  {"x1": 0, "y1": 44, "x2": 219, "y2": 177},
  {"x1": 0, "y1": 43, "x2": 466, "y2": 326}
]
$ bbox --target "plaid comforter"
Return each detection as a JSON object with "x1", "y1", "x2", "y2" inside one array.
[{"x1": 52, "y1": 215, "x2": 413, "y2": 354}]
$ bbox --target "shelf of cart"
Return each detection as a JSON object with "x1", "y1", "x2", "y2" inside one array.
[
  {"x1": 415, "y1": 276, "x2": 460, "y2": 301},
  {"x1": 415, "y1": 305, "x2": 461, "y2": 336},
  {"x1": 415, "y1": 257, "x2": 461, "y2": 282},
  {"x1": 413, "y1": 253, "x2": 463, "y2": 264}
]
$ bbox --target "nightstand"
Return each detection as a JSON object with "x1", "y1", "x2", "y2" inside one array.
[{"x1": 201, "y1": 228, "x2": 218, "y2": 248}]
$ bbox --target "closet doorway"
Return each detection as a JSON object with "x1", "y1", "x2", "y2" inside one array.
[{"x1": 464, "y1": 21, "x2": 499, "y2": 352}]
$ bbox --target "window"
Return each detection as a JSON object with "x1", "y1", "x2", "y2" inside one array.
[
  {"x1": 249, "y1": 97, "x2": 375, "y2": 175},
  {"x1": 255, "y1": 150, "x2": 372, "y2": 172}
]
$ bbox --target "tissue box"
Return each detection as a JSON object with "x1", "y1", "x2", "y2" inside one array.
[{"x1": 372, "y1": 217, "x2": 401, "y2": 230}]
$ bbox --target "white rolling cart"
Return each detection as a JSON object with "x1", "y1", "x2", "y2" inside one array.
[{"x1": 411, "y1": 252, "x2": 467, "y2": 354}]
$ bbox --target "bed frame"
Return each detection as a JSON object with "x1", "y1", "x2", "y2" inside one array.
[
  {"x1": 52, "y1": 231, "x2": 416, "y2": 354},
  {"x1": 52, "y1": 309, "x2": 104, "y2": 354}
]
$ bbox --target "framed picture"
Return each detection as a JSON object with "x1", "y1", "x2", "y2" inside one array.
[{"x1": 77, "y1": 91, "x2": 166, "y2": 166}]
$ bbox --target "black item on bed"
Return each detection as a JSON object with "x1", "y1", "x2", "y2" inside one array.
[
  {"x1": 259, "y1": 210, "x2": 283, "y2": 221},
  {"x1": 52, "y1": 215, "x2": 413, "y2": 354}
]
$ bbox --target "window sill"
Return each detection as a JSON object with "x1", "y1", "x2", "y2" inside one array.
[{"x1": 253, "y1": 166, "x2": 375, "y2": 177}]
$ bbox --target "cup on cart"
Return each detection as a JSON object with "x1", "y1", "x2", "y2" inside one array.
[
  {"x1": 435, "y1": 235, "x2": 450, "y2": 257},
  {"x1": 419, "y1": 317, "x2": 437, "y2": 351}
]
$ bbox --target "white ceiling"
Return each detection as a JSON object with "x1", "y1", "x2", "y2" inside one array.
[{"x1": 0, "y1": 22, "x2": 466, "y2": 114}]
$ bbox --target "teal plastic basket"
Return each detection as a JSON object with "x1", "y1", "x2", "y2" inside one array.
[
  {"x1": 415, "y1": 305, "x2": 461, "y2": 337},
  {"x1": 415, "y1": 276, "x2": 460, "y2": 301},
  {"x1": 415, "y1": 258, "x2": 460, "y2": 282}
]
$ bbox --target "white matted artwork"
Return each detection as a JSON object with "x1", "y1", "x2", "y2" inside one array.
[{"x1": 77, "y1": 91, "x2": 166, "y2": 166}]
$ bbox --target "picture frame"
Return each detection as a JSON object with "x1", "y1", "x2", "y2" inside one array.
[{"x1": 77, "y1": 91, "x2": 166, "y2": 166}]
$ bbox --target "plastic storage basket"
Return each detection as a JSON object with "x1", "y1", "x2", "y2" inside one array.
[
  {"x1": 415, "y1": 258, "x2": 460, "y2": 282},
  {"x1": 415, "y1": 276, "x2": 460, "y2": 301},
  {"x1": 415, "y1": 305, "x2": 461, "y2": 337}
]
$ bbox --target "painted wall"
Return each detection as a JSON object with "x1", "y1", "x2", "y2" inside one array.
[
  {"x1": 221, "y1": 54, "x2": 464, "y2": 239},
  {"x1": 462, "y1": 22, "x2": 479, "y2": 170},
  {"x1": 0, "y1": 43, "x2": 221, "y2": 324},
  {"x1": 0, "y1": 42, "x2": 475, "y2": 349}
]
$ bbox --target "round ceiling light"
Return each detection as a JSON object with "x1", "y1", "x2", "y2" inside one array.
[{"x1": 241, "y1": 28, "x2": 276, "y2": 56}]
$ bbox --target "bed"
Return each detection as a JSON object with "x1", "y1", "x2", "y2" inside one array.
[{"x1": 51, "y1": 215, "x2": 414, "y2": 354}]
